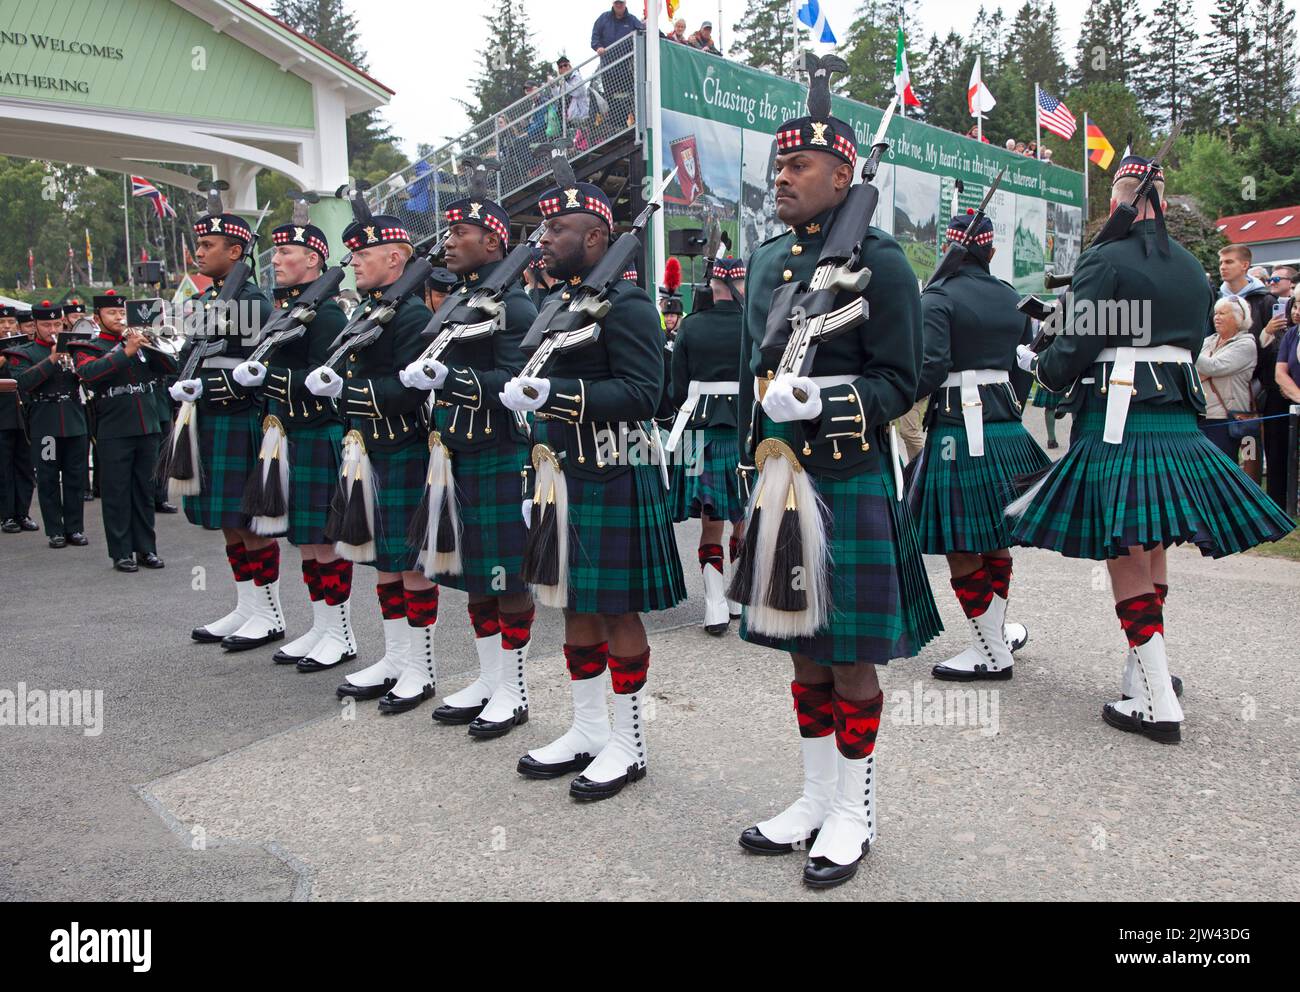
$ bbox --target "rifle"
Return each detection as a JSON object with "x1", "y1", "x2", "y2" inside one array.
[
  {"x1": 924, "y1": 167, "x2": 1005, "y2": 290},
  {"x1": 246, "y1": 263, "x2": 349, "y2": 365},
  {"x1": 1089, "y1": 121, "x2": 1182, "y2": 249},
  {"x1": 177, "y1": 258, "x2": 252, "y2": 381},
  {"x1": 759, "y1": 97, "x2": 898, "y2": 403},
  {"x1": 516, "y1": 166, "x2": 679, "y2": 398}
]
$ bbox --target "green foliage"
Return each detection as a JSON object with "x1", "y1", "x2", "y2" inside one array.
[
  {"x1": 1167, "y1": 122, "x2": 1300, "y2": 219},
  {"x1": 729, "y1": 0, "x2": 797, "y2": 75},
  {"x1": 460, "y1": 0, "x2": 549, "y2": 124}
]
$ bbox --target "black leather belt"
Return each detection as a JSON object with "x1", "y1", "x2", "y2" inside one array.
[
  {"x1": 30, "y1": 393, "x2": 76, "y2": 404},
  {"x1": 104, "y1": 381, "x2": 157, "y2": 399}
]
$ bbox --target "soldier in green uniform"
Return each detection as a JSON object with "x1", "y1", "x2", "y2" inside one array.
[
  {"x1": 64, "y1": 300, "x2": 98, "y2": 501},
  {"x1": 233, "y1": 216, "x2": 355, "y2": 672},
  {"x1": 667, "y1": 256, "x2": 747, "y2": 635},
  {"x1": 908, "y1": 210, "x2": 1048, "y2": 680},
  {"x1": 71, "y1": 291, "x2": 175, "y2": 571},
  {"x1": 173, "y1": 210, "x2": 279, "y2": 650},
  {"x1": 500, "y1": 180, "x2": 687, "y2": 801},
  {"x1": 0, "y1": 304, "x2": 38, "y2": 534},
  {"x1": 1010, "y1": 155, "x2": 1293, "y2": 744},
  {"x1": 316, "y1": 216, "x2": 439, "y2": 714},
  {"x1": 404, "y1": 195, "x2": 539, "y2": 738},
  {"x1": 6, "y1": 301, "x2": 90, "y2": 548},
  {"x1": 657, "y1": 262, "x2": 689, "y2": 525},
  {"x1": 732, "y1": 93, "x2": 940, "y2": 888}
]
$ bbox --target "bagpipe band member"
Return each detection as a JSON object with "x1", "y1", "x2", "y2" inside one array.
[
  {"x1": 1010, "y1": 155, "x2": 1293, "y2": 744},
  {"x1": 907, "y1": 210, "x2": 1048, "y2": 682}
]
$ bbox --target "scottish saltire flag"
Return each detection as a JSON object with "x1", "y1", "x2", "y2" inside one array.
[
  {"x1": 1037, "y1": 90, "x2": 1077, "y2": 140},
  {"x1": 796, "y1": 0, "x2": 837, "y2": 44},
  {"x1": 131, "y1": 176, "x2": 177, "y2": 219}
]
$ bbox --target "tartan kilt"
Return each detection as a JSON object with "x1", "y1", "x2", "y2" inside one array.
[
  {"x1": 364, "y1": 439, "x2": 427, "y2": 573},
  {"x1": 1010, "y1": 398, "x2": 1295, "y2": 560},
  {"x1": 1031, "y1": 382, "x2": 1063, "y2": 409},
  {"x1": 660, "y1": 426, "x2": 690, "y2": 522},
  {"x1": 284, "y1": 420, "x2": 344, "y2": 546},
  {"x1": 908, "y1": 419, "x2": 1051, "y2": 555},
  {"x1": 563, "y1": 455, "x2": 688, "y2": 615},
  {"x1": 682, "y1": 426, "x2": 744, "y2": 523},
  {"x1": 433, "y1": 440, "x2": 530, "y2": 595},
  {"x1": 183, "y1": 406, "x2": 259, "y2": 531},
  {"x1": 740, "y1": 418, "x2": 943, "y2": 666}
]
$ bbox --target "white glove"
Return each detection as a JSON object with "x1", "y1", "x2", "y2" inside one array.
[
  {"x1": 500, "y1": 376, "x2": 550, "y2": 412},
  {"x1": 233, "y1": 361, "x2": 267, "y2": 388},
  {"x1": 399, "y1": 359, "x2": 447, "y2": 391},
  {"x1": 761, "y1": 374, "x2": 822, "y2": 423},
  {"x1": 1016, "y1": 344, "x2": 1036, "y2": 373},
  {"x1": 170, "y1": 379, "x2": 202, "y2": 403},
  {"x1": 305, "y1": 366, "x2": 342, "y2": 399},
  {"x1": 522, "y1": 498, "x2": 533, "y2": 528}
]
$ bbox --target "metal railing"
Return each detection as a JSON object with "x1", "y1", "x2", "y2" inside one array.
[{"x1": 366, "y1": 32, "x2": 642, "y2": 246}]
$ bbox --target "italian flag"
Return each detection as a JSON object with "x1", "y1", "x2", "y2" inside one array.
[{"x1": 894, "y1": 28, "x2": 921, "y2": 108}]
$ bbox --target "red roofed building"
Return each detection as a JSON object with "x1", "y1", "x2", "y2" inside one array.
[{"x1": 1215, "y1": 206, "x2": 1300, "y2": 266}]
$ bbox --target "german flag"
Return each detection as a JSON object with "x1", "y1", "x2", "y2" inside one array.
[{"x1": 1086, "y1": 122, "x2": 1115, "y2": 170}]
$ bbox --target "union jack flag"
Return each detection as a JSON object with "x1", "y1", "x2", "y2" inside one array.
[{"x1": 131, "y1": 176, "x2": 178, "y2": 218}]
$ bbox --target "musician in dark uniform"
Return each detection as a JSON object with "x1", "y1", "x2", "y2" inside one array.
[
  {"x1": 72, "y1": 291, "x2": 175, "y2": 571},
  {"x1": 63, "y1": 300, "x2": 98, "y2": 500},
  {"x1": 315, "y1": 216, "x2": 439, "y2": 714},
  {"x1": 1010, "y1": 155, "x2": 1293, "y2": 744},
  {"x1": 500, "y1": 181, "x2": 687, "y2": 801},
  {"x1": 423, "y1": 267, "x2": 458, "y2": 313},
  {"x1": 0, "y1": 304, "x2": 38, "y2": 534},
  {"x1": 5, "y1": 301, "x2": 90, "y2": 548},
  {"x1": 732, "y1": 87, "x2": 940, "y2": 887},
  {"x1": 173, "y1": 211, "x2": 279, "y2": 650},
  {"x1": 908, "y1": 210, "x2": 1048, "y2": 680},
  {"x1": 398, "y1": 196, "x2": 539, "y2": 738},
  {"x1": 233, "y1": 218, "x2": 354, "y2": 672},
  {"x1": 667, "y1": 256, "x2": 747, "y2": 635}
]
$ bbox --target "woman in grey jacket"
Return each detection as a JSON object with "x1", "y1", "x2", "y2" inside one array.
[{"x1": 1197, "y1": 296, "x2": 1260, "y2": 462}]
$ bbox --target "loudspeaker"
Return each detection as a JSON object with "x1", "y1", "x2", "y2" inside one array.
[
  {"x1": 668, "y1": 227, "x2": 706, "y2": 257},
  {"x1": 135, "y1": 260, "x2": 165, "y2": 285}
]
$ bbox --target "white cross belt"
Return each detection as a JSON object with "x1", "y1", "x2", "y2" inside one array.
[
  {"x1": 1093, "y1": 346, "x2": 1193, "y2": 444},
  {"x1": 939, "y1": 368, "x2": 1010, "y2": 457},
  {"x1": 665, "y1": 380, "x2": 739, "y2": 452}
]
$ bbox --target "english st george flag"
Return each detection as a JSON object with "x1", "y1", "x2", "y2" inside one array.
[
  {"x1": 968, "y1": 55, "x2": 996, "y2": 116},
  {"x1": 1037, "y1": 90, "x2": 1077, "y2": 140}
]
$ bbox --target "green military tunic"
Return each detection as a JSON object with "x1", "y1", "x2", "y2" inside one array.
[
  {"x1": 1011, "y1": 219, "x2": 1292, "y2": 558},
  {"x1": 8, "y1": 336, "x2": 89, "y2": 537},
  {"x1": 73, "y1": 331, "x2": 177, "y2": 559},
  {"x1": 335, "y1": 286, "x2": 433, "y2": 573},
  {"x1": 529, "y1": 271, "x2": 687, "y2": 614},
  {"x1": 428, "y1": 258, "x2": 535, "y2": 594},
  {"x1": 668, "y1": 298, "x2": 744, "y2": 523},
  {"x1": 180, "y1": 274, "x2": 273, "y2": 530},
  {"x1": 908, "y1": 259, "x2": 1050, "y2": 554},
  {"x1": 256, "y1": 284, "x2": 347, "y2": 546},
  {"x1": 737, "y1": 208, "x2": 941, "y2": 664}
]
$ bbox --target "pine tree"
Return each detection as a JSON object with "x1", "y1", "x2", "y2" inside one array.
[
  {"x1": 969, "y1": 6, "x2": 1007, "y2": 74},
  {"x1": 460, "y1": 0, "x2": 548, "y2": 124},
  {"x1": 916, "y1": 32, "x2": 974, "y2": 134},
  {"x1": 1074, "y1": 0, "x2": 1147, "y2": 89},
  {"x1": 995, "y1": 1, "x2": 1067, "y2": 146},
  {"x1": 729, "y1": 0, "x2": 796, "y2": 75},
  {"x1": 1201, "y1": 0, "x2": 1255, "y2": 127},
  {"x1": 842, "y1": 0, "x2": 913, "y2": 109},
  {"x1": 1250, "y1": 0, "x2": 1299, "y2": 124},
  {"x1": 1139, "y1": 0, "x2": 1202, "y2": 127}
]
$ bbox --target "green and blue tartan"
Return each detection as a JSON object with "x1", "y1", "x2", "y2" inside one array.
[
  {"x1": 433, "y1": 439, "x2": 530, "y2": 595},
  {"x1": 563, "y1": 455, "x2": 688, "y2": 615},
  {"x1": 284, "y1": 420, "x2": 343, "y2": 546},
  {"x1": 662, "y1": 425, "x2": 690, "y2": 523},
  {"x1": 184, "y1": 407, "x2": 260, "y2": 531},
  {"x1": 681, "y1": 426, "x2": 745, "y2": 523},
  {"x1": 365, "y1": 439, "x2": 427, "y2": 573},
  {"x1": 1031, "y1": 382, "x2": 1063, "y2": 409},
  {"x1": 909, "y1": 419, "x2": 1051, "y2": 554},
  {"x1": 740, "y1": 417, "x2": 942, "y2": 666},
  {"x1": 1010, "y1": 397, "x2": 1294, "y2": 560}
]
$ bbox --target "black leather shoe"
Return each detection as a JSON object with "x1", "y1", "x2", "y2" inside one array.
[
  {"x1": 705, "y1": 620, "x2": 728, "y2": 636},
  {"x1": 1, "y1": 518, "x2": 19, "y2": 533},
  {"x1": 569, "y1": 763, "x2": 645, "y2": 801},
  {"x1": 191, "y1": 625, "x2": 228, "y2": 643},
  {"x1": 738, "y1": 826, "x2": 818, "y2": 856},
  {"x1": 377, "y1": 685, "x2": 434, "y2": 714},
  {"x1": 114, "y1": 557, "x2": 139, "y2": 573},
  {"x1": 516, "y1": 751, "x2": 597, "y2": 780},
  {"x1": 154, "y1": 500, "x2": 179, "y2": 514},
  {"x1": 48, "y1": 535, "x2": 67, "y2": 549},
  {"x1": 66, "y1": 532, "x2": 88, "y2": 546},
  {"x1": 931, "y1": 662, "x2": 1013, "y2": 681},
  {"x1": 803, "y1": 843, "x2": 869, "y2": 888},
  {"x1": 467, "y1": 707, "x2": 529, "y2": 739},
  {"x1": 221, "y1": 629, "x2": 285, "y2": 652},
  {"x1": 19, "y1": 516, "x2": 38, "y2": 531},
  {"x1": 431, "y1": 700, "x2": 487, "y2": 725},
  {"x1": 336, "y1": 678, "x2": 396, "y2": 701},
  {"x1": 137, "y1": 552, "x2": 165, "y2": 569},
  {"x1": 1101, "y1": 703, "x2": 1181, "y2": 744},
  {"x1": 296, "y1": 652, "x2": 356, "y2": 673}
]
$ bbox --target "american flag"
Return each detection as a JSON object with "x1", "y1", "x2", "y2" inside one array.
[
  {"x1": 1037, "y1": 90, "x2": 1077, "y2": 141},
  {"x1": 131, "y1": 175, "x2": 178, "y2": 219}
]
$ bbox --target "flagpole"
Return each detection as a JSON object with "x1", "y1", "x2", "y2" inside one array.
[
  {"x1": 647, "y1": 0, "x2": 665, "y2": 291},
  {"x1": 123, "y1": 174, "x2": 134, "y2": 290},
  {"x1": 1082, "y1": 111, "x2": 1090, "y2": 225},
  {"x1": 1035, "y1": 83, "x2": 1041, "y2": 157}
]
